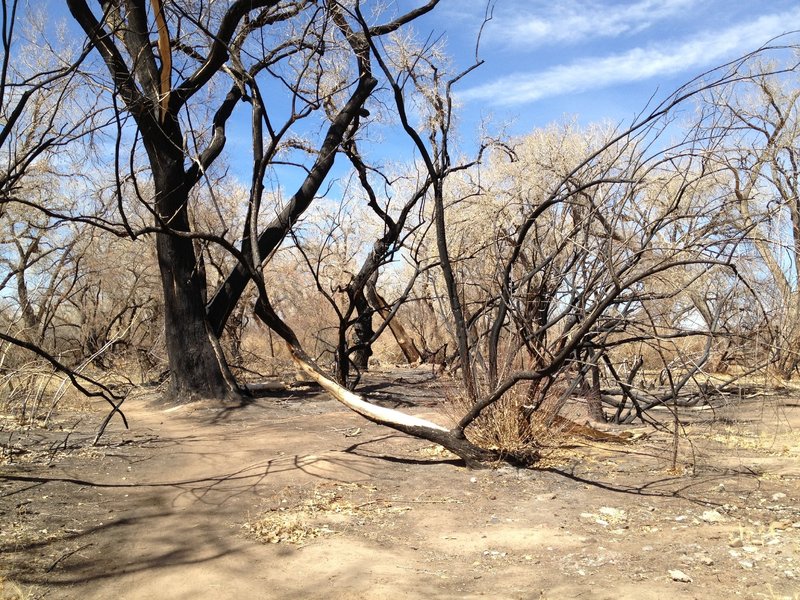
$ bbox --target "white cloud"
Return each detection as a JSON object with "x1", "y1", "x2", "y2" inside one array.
[
  {"x1": 486, "y1": 0, "x2": 694, "y2": 48},
  {"x1": 461, "y1": 10, "x2": 800, "y2": 107}
]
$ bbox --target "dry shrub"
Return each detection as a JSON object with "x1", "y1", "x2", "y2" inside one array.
[
  {"x1": 370, "y1": 333, "x2": 409, "y2": 366},
  {"x1": 0, "y1": 361, "x2": 65, "y2": 426},
  {"x1": 441, "y1": 387, "x2": 542, "y2": 459},
  {"x1": 0, "y1": 349, "x2": 135, "y2": 437},
  {"x1": 234, "y1": 329, "x2": 293, "y2": 379},
  {"x1": 442, "y1": 381, "x2": 634, "y2": 465},
  {"x1": 0, "y1": 576, "x2": 31, "y2": 600}
]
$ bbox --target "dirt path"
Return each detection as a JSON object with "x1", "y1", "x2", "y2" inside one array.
[{"x1": 2, "y1": 371, "x2": 800, "y2": 599}]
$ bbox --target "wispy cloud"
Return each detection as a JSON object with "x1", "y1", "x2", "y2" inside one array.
[
  {"x1": 486, "y1": 0, "x2": 694, "y2": 48},
  {"x1": 462, "y1": 11, "x2": 799, "y2": 107}
]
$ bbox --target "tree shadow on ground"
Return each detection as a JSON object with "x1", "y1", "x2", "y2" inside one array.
[
  {"x1": 344, "y1": 435, "x2": 472, "y2": 467},
  {"x1": 0, "y1": 447, "x2": 384, "y2": 590},
  {"x1": 540, "y1": 464, "x2": 762, "y2": 506}
]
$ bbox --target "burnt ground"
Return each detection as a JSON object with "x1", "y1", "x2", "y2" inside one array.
[{"x1": 1, "y1": 367, "x2": 799, "y2": 599}]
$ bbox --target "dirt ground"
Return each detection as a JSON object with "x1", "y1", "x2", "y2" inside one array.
[{"x1": 1, "y1": 367, "x2": 799, "y2": 599}]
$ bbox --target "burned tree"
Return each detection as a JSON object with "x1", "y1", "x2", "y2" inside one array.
[{"x1": 66, "y1": 0, "x2": 441, "y2": 400}]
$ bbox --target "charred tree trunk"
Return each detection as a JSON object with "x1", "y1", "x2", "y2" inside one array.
[
  {"x1": 585, "y1": 362, "x2": 605, "y2": 423},
  {"x1": 152, "y1": 161, "x2": 231, "y2": 402},
  {"x1": 66, "y1": 0, "x2": 238, "y2": 402},
  {"x1": 350, "y1": 289, "x2": 374, "y2": 371}
]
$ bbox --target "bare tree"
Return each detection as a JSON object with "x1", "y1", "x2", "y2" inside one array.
[
  {"x1": 66, "y1": 0, "x2": 443, "y2": 401},
  {"x1": 703, "y1": 70, "x2": 800, "y2": 378},
  {"x1": 0, "y1": 0, "x2": 129, "y2": 437}
]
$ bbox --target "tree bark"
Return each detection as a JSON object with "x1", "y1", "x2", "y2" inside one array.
[
  {"x1": 585, "y1": 363, "x2": 605, "y2": 423},
  {"x1": 66, "y1": 0, "x2": 235, "y2": 402},
  {"x1": 350, "y1": 289, "x2": 374, "y2": 370},
  {"x1": 151, "y1": 159, "x2": 231, "y2": 402}
]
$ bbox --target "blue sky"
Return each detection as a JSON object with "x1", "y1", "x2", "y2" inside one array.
[
  {"x1": 44, "y1": 0, "x2": 800, "y2": 136},
  {"x1": 41, "y1": 1, "x2": 800, "y2": 186},
  {"x1": 419, "y1": 0, "x2": 800, "y2": 137}
]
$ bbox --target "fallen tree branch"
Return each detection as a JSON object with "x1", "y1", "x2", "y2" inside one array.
[{"x1": 252, "y1": 295, "x2": 500, "y2": 468}]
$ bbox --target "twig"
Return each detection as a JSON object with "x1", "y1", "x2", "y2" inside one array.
[{"x1": 46, "y1": 543, "x2": 94, "y2": 572}]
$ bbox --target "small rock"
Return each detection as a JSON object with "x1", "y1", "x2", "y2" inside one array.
[
  {"x1": 772, "y1": 492, "x2": 787, "y2": 501},
  {"x1": 470, "y1": 477, "x2": 478, "y2": 484},
  {"x1": 675, "y1": 515, "x2": 687, "y2": 522},
  {"x1": 729, "y1": 538, "x2": 744, "y2": 548},
  {"x1": 669, "y1": 569, "x2": 692, "y2": 583},
  {"x1": 739, "y1": 560, "x2": 754, "y2": 569},
  {"x1": 697, "y1": 555, "x2": 714, "y2": 566},
  {"x1": 784, "y1": 570, "x2": 796, "y2": 579},
  {"x1": 700, "y1": 510, "x2": 726, "y2": 523}
]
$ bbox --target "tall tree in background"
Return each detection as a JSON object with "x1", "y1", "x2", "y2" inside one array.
[{"x1": 705, "y1": 72, "x2": 800, "y2": 378}]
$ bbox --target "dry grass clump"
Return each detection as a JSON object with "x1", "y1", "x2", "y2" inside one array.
[
  {"x1": 0, "y1": 576, "x2": 31, "y2": 600},
  {"x1": 441, "y1": 389, "x2": 544, "y2": 461},
  {"x1": 441, "y1": 384, "x2": 639, "y2": 467},
  {"x1": 243, "y1": 482, "x2": 409, "y2": 545}
]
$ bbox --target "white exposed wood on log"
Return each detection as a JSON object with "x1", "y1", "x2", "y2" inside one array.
[{"x1": 291, "y1": 355, "x2": 448, "y2": 432}]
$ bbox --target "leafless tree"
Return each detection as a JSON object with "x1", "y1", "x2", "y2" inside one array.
[
  {"x1": 702, "y1": 70, "x2": 800, "y2": 378},
  {"x1": 66, "y1": 0, "x2": 443, "y2": 401}
]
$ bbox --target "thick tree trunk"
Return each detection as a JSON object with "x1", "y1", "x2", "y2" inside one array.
[
  {"x1": 152, "y1": 167, "x2": 231, "y2": 402},
  {"x1": 351, "y1": 289, "x2": 374, "y2": 371}
]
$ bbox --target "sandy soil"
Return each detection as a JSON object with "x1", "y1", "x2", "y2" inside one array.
[{"x1": 2, "y1": 368, "x2": 800, "y2": 599}]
